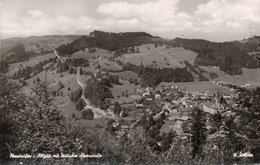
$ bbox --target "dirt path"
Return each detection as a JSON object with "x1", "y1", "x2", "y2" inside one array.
[
  {"x1": 54, "y1": 50, "x2": 64, "y2": 63},
  {"x1": 76, "y1": 67, "x2": 114, "y2": 119},
  {"x1": 54, "y1": 49, "x2": 114, "y2": 119}
]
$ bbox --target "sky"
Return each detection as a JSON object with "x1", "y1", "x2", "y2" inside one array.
[{"x1": 1, "y1": 0, "x2": 260, "y2": 41}]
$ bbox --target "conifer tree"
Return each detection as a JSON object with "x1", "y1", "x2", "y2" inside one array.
[
  {"x1": 191, "y1": 107, "x2": 207, "y2": 159},
  {"x1": 0, "y1": 75, "x2": 25, "y2": 160},
  {"x1": 16, "y1": 82, "x2": 84, "y2": 154}
]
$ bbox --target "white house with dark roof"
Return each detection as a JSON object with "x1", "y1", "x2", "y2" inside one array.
[{"x1": 202, "y1": 100, "x2": 219, "y2": 115}]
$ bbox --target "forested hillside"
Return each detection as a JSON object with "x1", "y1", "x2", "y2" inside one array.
[
  {"x1": 57, "y1": 31, "x2": 161, "y2": 55},
  {"x1": 1, "y1": 44, "x2": 35, "y2": 63},
  {"x1": 171, "y1": 38, "x2": 260, "y2": 75}
]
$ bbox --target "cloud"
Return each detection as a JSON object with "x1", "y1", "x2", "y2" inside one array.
[
  {"x1": 1, "y1": 0, "x2": 260, "y2": 41},
  {"x1": 96, "y1": 0, "x2": 260, "y2": 40},
  {"x1": 194, "y1": 0, "x2": 260, "y2": 32},
  {"x1": 27, "y1": 9, "x2": 46, "y2": 18},
  {"x1": 1, "y1": 12, "x2": 97, "y2": 38},
  {"x1": 97, "y1": 0, "x2": 193, "y2": 35}
]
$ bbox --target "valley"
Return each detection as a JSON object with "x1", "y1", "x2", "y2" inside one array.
[{"x1": 1, "y1": 31, "x2": 260, "y2": 163}]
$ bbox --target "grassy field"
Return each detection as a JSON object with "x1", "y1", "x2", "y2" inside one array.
[
  {"x1": 110, "y1": 71, "x2": 140, "y2": 81},
  {"x1": 24, "y1": 36, "x2": 80, "y2": 53},
  {"x1": 25, "y1": 71, "x2": 56, "y2": 89},
  {"x1": 120, "y1": 44, "x2": 197, "y2": 68},
  {"x1": 72, "y1": 48, "x2": 114, "y2": 61},
  {"x1": 200, "y1": 66, "x2": 260, "y2": 87},
  {"x1": 59, "y1": 101, "x2": 77, "y2": 119},
  {"x1": 98, "y1": 59, "x2": 122, "y2": 71},
  {"x1": 159, "y1": 81, "x2": 233, "y2": 95},
  {"x1": 8, "y1": 53, "x2": 55, "y2": 75},
  {"x1": 1, "y1": 35, "x2": 80, "y2": 55},
  {"x1": 72, "y1": 49, "x2": 121, "y2": 71},
  {"x1": 110, "y1": 80, "x2": 141, "y2": 98}
]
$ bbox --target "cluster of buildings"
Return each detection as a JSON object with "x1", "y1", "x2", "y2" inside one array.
[{"x1": 114, "y1": 84, "x2": 237, "y2": 137}]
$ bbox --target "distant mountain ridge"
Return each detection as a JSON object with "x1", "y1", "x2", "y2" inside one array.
[
  {"x1": 1, "y1": 31, "x2": 260, "y2": 76},
  {"x1": 1, "y1": 35, "x2": 81, "y2": 63}
]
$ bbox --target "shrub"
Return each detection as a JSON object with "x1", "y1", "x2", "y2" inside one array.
[{"x1": 82, "y1": 109, "x2": 94, "y2": 120}]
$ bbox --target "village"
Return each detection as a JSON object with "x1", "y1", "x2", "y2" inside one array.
[{"x1": 109, "y1": 81, "x2": 240, "y2": 141}]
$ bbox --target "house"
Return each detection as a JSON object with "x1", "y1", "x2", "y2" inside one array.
[
  {"x1": 179, "y1": 107, "x2": 192, "y2": 116},
  {"x1": 121, "y1": 125, "x2": 130, "y2": 130},
  {"x1": 130, "y1": 95, "x2": 141, "y2": 101},
  {"x1": 116, "y1": 130, "x2": 126, "y2": 137},
  {"x1": 177, "y1": 116, "x2": 190, "y2": 121},
  {"x1": 183, "y1": 100, "x2": 194, "y2": 108},
  {"x1": 155, "y1": 94, "x2": 161, "y2": 99},
  {"x1": 171, "y1": 99, "x2": 179, "y2": 104},
  {"x1": 123, "y1": 116, "x2": 136, "y2": 122},
  {"x1": 112, "y1": 122, "x2": 119, "y2": 128},
  {"x1": 146, "y1": 97, "x2": 153, "y2": 102},
  {"x1": 162, "y1": 103, "x2": 176, "y2": 112},
  {"x1": 143, "y1": 92, "x2": 150, "y2": 97},
  {"x1": 171, "y1": 85, "x2": 178, "y2": 89},
  {"x1": 241, "y1": 84, "x2": 251, "y2": 88},
  {"x1": 135, "y1": 103, "x2": 144, "y2": 108},
  {"x1": 202, "y1": 101, "x2": 219, "y2": 115},
  {"x1": 145, "y1": 87, "x2": 152, "y2": 92}
]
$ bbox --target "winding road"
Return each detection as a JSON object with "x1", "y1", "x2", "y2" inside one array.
[
  {"x1": 54, "y1": 50, "x2": 114, "y2": 119},
  {"x1": 54, "y1": 50, "x2": 64, "y2": 63},
  {"x1": 76, "y1": 67, "x2": 113, "y2": 118}
]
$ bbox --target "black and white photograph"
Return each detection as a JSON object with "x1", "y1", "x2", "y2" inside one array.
[{"x1": 0, "y1": 0, "x2": 260, "y2": 164}]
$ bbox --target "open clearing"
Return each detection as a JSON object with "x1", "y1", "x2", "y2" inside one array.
[
  {"x1": 8, "y1": 53, "x2": 55, "y2": 75},
  {"x1": 120, "y1": 44, "x2": 197, "y2": 68},
  {"x1": 200, "y1": 66, "x2": 260, "y2": 87},
  {"x1": 72, "y1": 48, "x2": 114, "y2": 61},
  {"x1": 159, "y1": 81, "x2": 233, "y2": 95},
  {"x1": 110, "y1": 71, "x2": 140, "y2": 81},
  {"x1": 98, "y1": 59, "x2": 122, "y2": 71},
  {"x1": 111, "y1": 80, "x2": 141, "y2": 98}
]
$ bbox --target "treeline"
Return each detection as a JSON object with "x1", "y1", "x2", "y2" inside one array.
[
  {"x1": 0, "y1": 77, "x2": 84, "y2": 160},
  {"x1": 12, "y1": 56, "x2": 88, "y2": 80},
  {"x1": 69, "y1": 88, "x2": 83, "y2": 103},
  {"x1": 235, "y1": 87, "x2": 260, "y2": 140},
  {"x1": 56, "y1": 31, "x2": 158, "y2": 55},
  {"x1": 172, "y1": 38, "x2": 259, "y2": 75},
  {"x1": 235, "y1": 36, "x2": 260, "y2": 52},
  {"x1": 12, "y1": 57, "x2": 57, "y2": 80},
  {"x1": 84, "y1": 78, "x2": 114, "y2": 110},
  {"x1": 122, "y1": 63, "x2": 194, "y2": 87},
  {"x1": 114, "y1": 46, "x2": 140, "y2": 57},
  {"x1": 0, "y1": 61, "x2": 9, "y2": 73},
  {"x1": 56, "y1": 57, "x2": 89, "y2": 73},
  {"x1": 83, "y1": 73, "x2": 119, "y2": 109},
  {"x1": 3, "y1": 44, "x2": 35, "y2": 63},
  {"x1": 69, "y1": 73, "x2": 119, "y2": 110},
  {"x1": 138, "y1": 109, "x2": 176, "y2": 152},
  {"x1": 182, "y1": 61, "x2": 209, "y2": 81},
  {"x1": 95, "y1": 72, "x2": 120, "y2": 87}
]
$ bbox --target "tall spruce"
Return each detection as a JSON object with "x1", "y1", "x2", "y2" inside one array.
[
  {"x1": 0, "y1": 75, "x2": 25, "y2": 160},
  {"x1": 16, "y1": 82, "x2": 84, "y2": 154},
  {"x1": 191, "y1": 107, "x2": 207, "y2": 159}
]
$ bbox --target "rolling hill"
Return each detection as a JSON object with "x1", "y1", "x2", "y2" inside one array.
[
  {"x1": 1, "y1": 31, "x2": 260, "y2": 88},
  {"x1": 56, "y1": 30, "x2": 162, "y2": 55},
  {"x1": 170, "y1": 38, "x2": 260, "y2": 75},
  {"x1": 1, "y1": 35, "x2": 81, "y2": 62}
]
